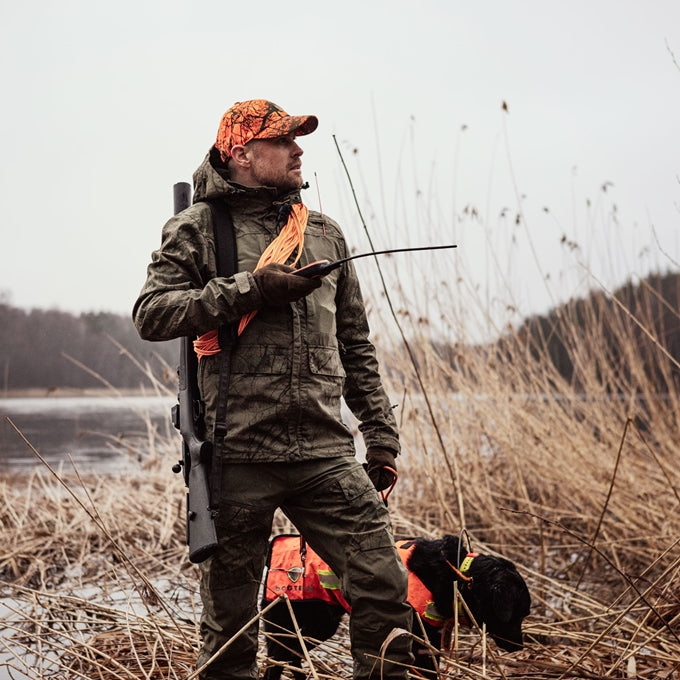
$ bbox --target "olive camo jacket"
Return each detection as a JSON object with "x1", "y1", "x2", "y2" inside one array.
[{"x1": 132, "y1": 149, "x2": 400, "y2": 463}]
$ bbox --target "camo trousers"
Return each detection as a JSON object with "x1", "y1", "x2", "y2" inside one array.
[{"x1": 196, "y1": 457, "x2": 413, "y2": 680}]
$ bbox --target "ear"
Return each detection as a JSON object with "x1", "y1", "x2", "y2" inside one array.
[{"x1": 229, "y1": 144, "x2": 251, "y2": 169}]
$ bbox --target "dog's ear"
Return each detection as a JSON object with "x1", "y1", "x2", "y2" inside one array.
[{"x1": 439, "y1": 535, "x2": 461, "y2": 562}]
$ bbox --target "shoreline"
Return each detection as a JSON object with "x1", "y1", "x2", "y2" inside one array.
[{"x1": 1, "y1": 386, "x2": 170, "y2": 399}]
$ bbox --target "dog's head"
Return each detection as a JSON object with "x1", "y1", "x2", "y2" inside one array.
[
  {"x1": 460, "y1": 552, "x2": 531, "y2": 651},
  {"x1": 415, "y1": 535, "x2": 530, "y2": 652}
]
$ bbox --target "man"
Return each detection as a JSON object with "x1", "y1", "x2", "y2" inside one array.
[{"x1": 133, "y1": 99, "x2": 413, "y2": 680}]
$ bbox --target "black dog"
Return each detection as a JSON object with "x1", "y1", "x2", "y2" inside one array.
[{"x1": 261, "y1": 534, "x2": 530, "y2": 679}]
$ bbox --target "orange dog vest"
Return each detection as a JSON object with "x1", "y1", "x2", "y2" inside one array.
[{"x1": 263, "y1": 536, "x2": 446, "y2": 627}]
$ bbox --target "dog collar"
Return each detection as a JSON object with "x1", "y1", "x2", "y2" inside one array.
[
  {"x1": 459, "y1": 552, "x2": 479, "y2": 576},
  {"x1": 445, "y1": 551, "x2": 479, "y2": 585}
]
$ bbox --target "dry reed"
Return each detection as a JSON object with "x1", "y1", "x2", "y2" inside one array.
[{"x1": 1, "y1": 267, "x2": 679, "y2": 678}]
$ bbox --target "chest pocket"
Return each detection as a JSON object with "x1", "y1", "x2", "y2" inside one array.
[
  {"x1": 309, "y1": 345, "x2": 346, "y2": 378},
  {"x1": 304, "y1": 270, "x2": 339, "y2": 335}
]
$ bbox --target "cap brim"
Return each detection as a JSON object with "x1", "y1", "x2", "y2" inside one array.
[
  {"x1": 292, "y1": 114, "x2": 318, "y2": 136},
  {"x1": 256, "y1": 114, "x2": 318, "y2": 141}
]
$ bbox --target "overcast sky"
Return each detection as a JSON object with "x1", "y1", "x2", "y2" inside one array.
[{"x1": 1, "y1": 1, "x2": 678, "y2": 333}]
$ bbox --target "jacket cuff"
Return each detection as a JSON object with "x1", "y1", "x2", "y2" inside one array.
[
  {"x1": 234, "y1": 270, "x2": 254, "y2": 295},
  {"x1": 364, "y1": 437, "x2": 400, "y2": 456},
  {"x1": 232, "y1": 271, "x2": 266, "y2": 311}
]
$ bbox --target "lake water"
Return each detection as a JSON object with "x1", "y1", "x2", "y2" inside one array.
[
  {"x1": 0, "y1": 395, "x2": 177, "y2": 474},
  {"x1": 0, "y1": 395, "x2": 179, "y2": 679}
]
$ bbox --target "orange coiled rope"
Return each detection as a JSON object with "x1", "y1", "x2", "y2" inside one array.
[{"x1": 193, "y1": 203, "x2": 309, "y2": 359}]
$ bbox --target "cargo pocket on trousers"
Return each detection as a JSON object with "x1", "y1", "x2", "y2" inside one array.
[
  {"x1": 335, "y1": 466, "x2": 396, "y2": 552},
  {"x1": 334, "y1": 463, "x2": 375, "y2": 502},
  {"x1": 346, "y1": 525, "x2": 404, "y2": 603}
]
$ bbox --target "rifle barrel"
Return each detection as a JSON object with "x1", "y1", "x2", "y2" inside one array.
[{"x1": 173, "y1": 182, "x2": 191, "y2": 214}]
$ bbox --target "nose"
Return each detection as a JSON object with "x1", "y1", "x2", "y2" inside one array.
[{"x1": 292, "y1": 140, "x2": 303, "y2": 156}]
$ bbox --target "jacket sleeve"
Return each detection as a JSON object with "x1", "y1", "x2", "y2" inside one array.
[
  {"x1": 335, "y1": 258, "x2": 400, "y2": 454},
  {"x1": 132, "y1": 203, "x2": 264, "y2": 341}
]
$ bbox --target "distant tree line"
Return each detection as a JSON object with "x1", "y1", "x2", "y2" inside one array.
[
  {"x1": 0, "y1": 303, "x2": 178, "y2": 391},
  {"x1": 508, "y1": 271, "x2": 680, "y2": 392},
  {"x1": 428, "y1": 271, "x2": 680, "y2": 394}
]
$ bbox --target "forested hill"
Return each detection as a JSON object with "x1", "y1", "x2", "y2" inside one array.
[
  {"x1": 0, "y1": 304, "x2": 178, "y2": 391},
  {"x1": 417, "y1": 271, "x2": 679, "y2": 394},
  {"x1": 476, "y1": 270, "x2": 680, "y2": 394}
]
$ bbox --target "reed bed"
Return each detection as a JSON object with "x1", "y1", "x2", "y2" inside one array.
[{"x1": 2, "y1": 265, "x2": 679, "y2": 677}]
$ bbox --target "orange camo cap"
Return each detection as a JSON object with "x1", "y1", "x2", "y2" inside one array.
[{"x1": 215, "y1": 99, "x2": 318, "y2": 161}]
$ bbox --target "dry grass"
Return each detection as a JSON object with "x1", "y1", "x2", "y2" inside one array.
[{"x1": 2, "y1": 269, "x2": 680, "y2": 678}]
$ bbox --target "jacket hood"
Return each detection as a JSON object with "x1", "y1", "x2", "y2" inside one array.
[
  {"x1": 192, "y1": 145, "x2": 302, "y2": 205},
  {"x1": 192, "y1": 146, "x2": 233, "y2": 202}
]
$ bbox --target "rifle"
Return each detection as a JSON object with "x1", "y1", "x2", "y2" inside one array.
[{"x1": 170, "y1": 181, "x2": 219, "y2": 564}]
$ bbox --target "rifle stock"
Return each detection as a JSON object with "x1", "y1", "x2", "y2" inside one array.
[{"x1": 171, "y1": 181, "x2": 218, "y2": 563}]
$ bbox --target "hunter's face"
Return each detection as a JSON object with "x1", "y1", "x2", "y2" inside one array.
[{"x1": 244, "y1": 134, "x2": 304, "y2": 191}]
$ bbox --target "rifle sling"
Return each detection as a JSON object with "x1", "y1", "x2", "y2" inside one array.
[{"x1": 204, "y1": 198, "x2": 238, "y2": 512}]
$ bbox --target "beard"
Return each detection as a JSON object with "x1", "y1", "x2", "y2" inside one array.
[{"x1": 250, "y1": 159, "x2": 304, "y2": 192}]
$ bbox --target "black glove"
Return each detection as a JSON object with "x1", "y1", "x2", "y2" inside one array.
[
  {"x1": 365, "y1": 446, "x2": 397, "y2": 492},
  {"x1": 253, "y1": 263, "x2": 322, "y2": 306}
]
